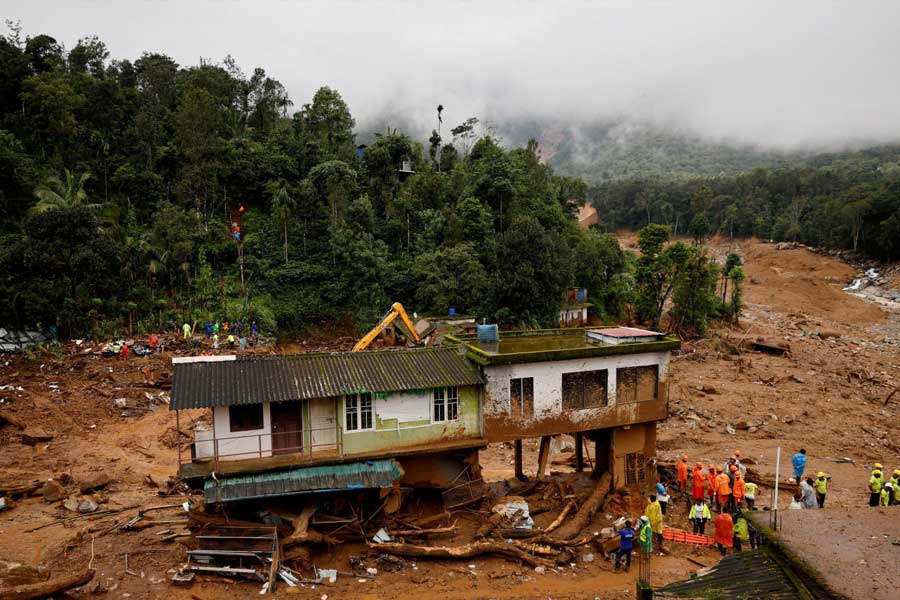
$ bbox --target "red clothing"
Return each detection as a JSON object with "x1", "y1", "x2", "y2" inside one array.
[
  {"x1": 148, "y1": 334, "x2": 158, "y2": 349},
  {"x1": 715, "y1": 513, "x2": 734, "y2": 547},
  {"x1": 676, "y1": 461, "x2": 689, "y2": 490},
  {"x1": 733, "y1": 477, "x2": 746, "y2": 501},
  {"x1": 716, "y1": 473, "x2": 732, "y2": 496},
  {"x1": 692, "y1": 468, "x2": 706, "y2": 500}
]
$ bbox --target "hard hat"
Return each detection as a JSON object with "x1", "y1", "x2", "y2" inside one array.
[
  {"x1": 730, "y1": 465, "x2": 738, "y2": 472},
  {"x1": 873, "y1": 470, "x2": 882, "y2": 477},
  {"x1": 885, "y1": 482, "x2": 894, "y2": 489},
  {"x1": 640, "y1": 515, "x2": 649, "y2": 522},
  {"x1": 817, "y1": 472, "x2": 825, "y2": 477},
  {"x1": 716, "y1": 466, "x2": 723, "y2": 472},
  {"x1": 734, "y1": 450, "x2": 742, "y2": 456},
  {"x1": 874, "y1": 463, "x2": 883, "y2": 469},
  {"x1": 735, "y1": 472, "x2": 742, "y2": 478},
  {"x1": 893, "y1": 469, "x2": 900, "y2": 477},
  {"x1": 708, "y1": 464, "x2": 715, "y2": 469},
  {"x1": 696, "y1": 461, "x2": 703, "y2": 468},
  {"x1": 682, "y1": 455, "x2": 689, "y2": 461}
]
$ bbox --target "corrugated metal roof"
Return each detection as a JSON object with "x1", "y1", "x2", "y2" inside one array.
[
  {"x1": 203, "y1": 459, "x2": 403, "y2": 503},
  {"x1": 171, "y1": 348, "x2": 483, "y2": 410},
  {"x1": 656, "y1": 548, "x2": 813, "y2": 599}
]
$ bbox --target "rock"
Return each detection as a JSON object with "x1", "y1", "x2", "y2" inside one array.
[
  {"x1": 790, "y1": 375, "x2": 806, "y2": 384},
  {"x1": 114, "y1": 398, "x2": 128, "y2": 408},
  {"x1": 78, "y1": 497, "x2": 99, "y2": 513},
  {"x1": 725, "y1": 425, "x2": 736, "y2": 435},
  {"x1": 79, "y1": 473, "x2": 111, "y2": 493},
  {"x1": 734, "y1": 421, "x2": 751, "y2": 430},
  {"x1": 581, "y1": 553, "x2": 594, "y2": 563},
  {"x1": 21, "y1": 428, "x2": 53, "y2": 446},
  {"x1": 817, "y1": 330, "x2": 841, "y2": 339},
  {"x1": 782, "y1": 416, "x2": 794, "y2": 424},
  {"x1": 0, "y1": 560, "x2": 50, "y2": 587},
  {"x1": 748, "y1": 426, "x2": 759, "y2": 433},
  {"x1": 698, "y1": 385, "x2": 718, "y2": 394},
  {"x1": 63, "y1": 496, "x2": 80, "y2": 512},
  {"x1": 42, "y1": 479, "x2": 66, "y2": 502},
  {"x1": 600, "y1": 527, "x2": 614, "y2": 538}
]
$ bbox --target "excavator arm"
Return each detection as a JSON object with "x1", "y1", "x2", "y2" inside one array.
[{"x1": 353, "y1": 302, "x2": 421, "y2": 352}]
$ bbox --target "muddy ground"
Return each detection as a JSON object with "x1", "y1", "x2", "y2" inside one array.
[{"x1": 1, "y1": 238, "x2": 899, "y2": 599}]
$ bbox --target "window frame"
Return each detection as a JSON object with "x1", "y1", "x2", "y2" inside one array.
[
  {"x1": 228, "y1": 403, "x2": 264, "y2": 432},
  {"x1": 344, "y1": 393, "x2": 374, "y2": 432},
  {"x1": 433, "y1": 386, "x2": 459, "y2": 423},
  {"x1": 561, "y1": 369, "x2": 608, "y2": 411},
  {"x1": 509, "y1": 377, "x2": 535, "y2": 417},
  {"x1": 615, "y1": 365, "x2": 659, "y2": 404}
]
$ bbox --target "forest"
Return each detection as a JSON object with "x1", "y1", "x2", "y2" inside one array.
[
  {"x1": 0, "y1": 27, "x2": 644, "y2": 338},
  {"x1": 588, "y1": 145, "x2": 900, "y2": 260}
]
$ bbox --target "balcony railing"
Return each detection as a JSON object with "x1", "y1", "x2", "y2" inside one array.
[{"x1": 179, "y1": 426, "x2": 344, "y2": 472}]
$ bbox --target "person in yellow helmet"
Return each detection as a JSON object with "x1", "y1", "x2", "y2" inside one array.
[
  {"x1": 880, "y1": 482, "x2": 893, "y2": 507},
  {"x1": 814, "y1": 472, "x2": 830, "y2": 508},
  {"x1": 891, "y1": 469, "x2": 900, "y2": 506},
  {"x1": 868, "y1": 469, "x2": 883, "y2": 507}
]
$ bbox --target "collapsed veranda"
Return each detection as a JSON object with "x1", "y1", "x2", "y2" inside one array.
[{"x1": 170, "y1": 327, "x2": 680, "y2": 503}]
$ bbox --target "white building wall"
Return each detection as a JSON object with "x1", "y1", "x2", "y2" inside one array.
[
  {"x1": 194, "y1": 403, "x2": 273, "y2": 460},
  {"x1": 483, "y1": 351, "x2": 669, "y2": 418}
]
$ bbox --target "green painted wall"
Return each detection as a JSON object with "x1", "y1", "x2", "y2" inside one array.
[{"x1": 339, "y1": 385, "x2": 481, "y2": 454}]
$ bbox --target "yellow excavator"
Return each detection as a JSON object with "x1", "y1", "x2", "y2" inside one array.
[{"x1": 353, "y1": 302, "x2": 423, "y2": 352}]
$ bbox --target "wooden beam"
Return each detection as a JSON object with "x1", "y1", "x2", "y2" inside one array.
[
  {"x1": 536, "y1": 435, "x2": 552, "y2": 479},
  {"x1": 574, "y1": 433, "x2": 584, "y2": 472},
  {"x1": 514, "y1": 439, "x2": 526, "y2": 481},
  {"x1": 0, "y1": 569, "x2": 94, "y2": 600}
]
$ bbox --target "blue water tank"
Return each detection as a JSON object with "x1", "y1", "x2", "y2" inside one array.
[
  {"x1": 476, "y1": 324, "x2": 499, "y2": 343},
  {"x1": 577, "y1": 288, "x2": 586, "y2": 303},
  {"x1": 448, "y1": 307, "x2": 456, "y2": 316}
]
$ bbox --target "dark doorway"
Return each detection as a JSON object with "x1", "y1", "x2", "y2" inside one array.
[{"x1": 271, "y1": 401, "x2": 302, "y2": 455}]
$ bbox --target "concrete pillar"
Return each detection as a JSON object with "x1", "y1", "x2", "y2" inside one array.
[
  {"x1": 574, "y1": 432, "x2": 584, "y2": 472},
  {"x1": 593, "y1": 429, "x2": 612, "y2": 479},
  {"x1": 514, "y1": 439, "x2": 526, "y2": 481},
  {"x1": 536, "y1": 435, "x2": 552, "y2": 479}
]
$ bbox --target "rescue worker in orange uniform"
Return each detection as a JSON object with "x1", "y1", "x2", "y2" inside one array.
[
  {"x1": 732, "y1": 471, "x2": 746, "y2": 508},
  {"x1": 715, "y1": 467, "x2": 732, "y2": 512},
  {"x1": 676, "y1": 455, "x2": 689, "y2": 494},
  {"x1": 714, "y1": 511, "x2": 734, "y2": 555},
  {"x1": 692, "y1": 462, "x2": 706, "y2": 502},
  {"x1": 707, "y1": 464, "x2": 717, "y2": 502}
]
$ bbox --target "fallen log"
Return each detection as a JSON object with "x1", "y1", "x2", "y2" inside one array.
[
  {"x1": 0, "y1": 568, "x2": 94, "y2": 600},
  {"x1": 543, "y1": 500, "x2": 576, "y2": 534},
  {"x1": 475, "y1": 513, "x2": 503, "y2": 539},
  {"x1": 391, "y1": 523, "x2": 458, "y2": 537},
  {"x1": 553, "y1": 471, "x2": 611, "y2": 540},
  {"x1": 0, "y1": 480, "x2": 43, "y2": 499},
  {"x1": 0, "y1": 411, "x2": 26, "y2": 430},
  {"x1": 373, "y1": 541, "x2": 554, "y2": 569}
]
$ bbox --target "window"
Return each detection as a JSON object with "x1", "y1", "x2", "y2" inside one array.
[
  {"x1": 616, "y1": 365, "x2": 659, "y2": 403},
  {"x1": 345, "y1": 393, "x2": 373, "y2": 431},
  {"x1": 510, "y1": 377, "x2": 534, "y2": 417},
  {"x1": 625, "y1": 452, "x2": 647, "y2": 485},
  {"x1": 229, "y1": 403, "x2": 263, "y2": 432},
  {"x1": 562, "y1": 370, "x2": 608, "y2": 410},
  {"x1": 433, "y1": 386, "x2": 459, "y2": 423}
]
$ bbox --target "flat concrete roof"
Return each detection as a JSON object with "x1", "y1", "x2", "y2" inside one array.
[{"x1": 446, "y1": 328, "x2": 680, "y2": 366}]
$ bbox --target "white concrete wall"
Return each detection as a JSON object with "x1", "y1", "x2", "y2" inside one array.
[
  {"x1": 483, "y1": 351, "x2": 669, "y2": 420},
  {"x1": 194, "y1": 403, "x2": 272, "y2": 461},
  {"x1": 375, "y1": 391, "x2": 431, "y2": 425}
]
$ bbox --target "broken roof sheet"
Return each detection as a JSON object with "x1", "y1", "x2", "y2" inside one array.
[
  {"x1": 203, "y1": 458, "x2": 404, "y2": 503},
  {"x1": 170, "y1": 348, "x2": 483, "y2": 410}
]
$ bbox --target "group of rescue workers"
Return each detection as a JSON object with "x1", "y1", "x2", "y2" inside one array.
[
  {"x1": 867, "y1": 462, "x2": 900, "y2": 506},
  {"x1": 181, "y1": 319, "x2": 259, "y2": 352}
]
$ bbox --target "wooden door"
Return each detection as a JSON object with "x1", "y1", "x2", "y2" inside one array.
[
  {"x1": 309, "y1": 397, "x2": 338, "y2": 451},
  {"x1": 271, "y1": 401, "x2": 302, "y2": 455}
]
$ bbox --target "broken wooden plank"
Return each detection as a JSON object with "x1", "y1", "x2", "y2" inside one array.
[
  {"x1": 553, "y1": 471, "x2": 611, "y2": 540},
  {"x1": 543, "y1": 499, "x2": 576, "y2": 534},
  {"x1": 391, "y1": 523, "x2": 458, "y2": 537},
  {"x1": 536, "y1": 435, "x2": 552, "y2": 479}
]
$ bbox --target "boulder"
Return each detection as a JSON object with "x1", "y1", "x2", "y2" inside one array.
[
  {"x1": 42, "y1": 479, "x2": 66, "y2": 503},
  {"x1": 21, "y1": 428, "x2": 53, "y2": 446},
  {"x1": 79, "y1": 473, "x2": 111, "y2": 494},
  {"x1": 63, "y1": 496, "x2": 80, "y2": 512},
  {"x1": 77, "y1": 497, "x2": 99, "y2": 513},
  {"x1": 0, "y1": 560, "x2": 50, "y2": 587}
]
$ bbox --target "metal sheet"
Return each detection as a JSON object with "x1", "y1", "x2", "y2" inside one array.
[{"x1": 171, "y1": 348, "x2": 483, "y2": 410}]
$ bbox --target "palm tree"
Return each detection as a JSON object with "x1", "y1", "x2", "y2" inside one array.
[
  {"x1": 33, "y1": 169, "x2": 98, "y2": 213},
  {"x1": 268, "y1": 180, "x2": 295, "y2": 263}
]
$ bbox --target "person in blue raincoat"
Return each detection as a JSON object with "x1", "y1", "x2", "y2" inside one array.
[{"x1": 791, "y1": 449, "x2": 807, "y2": 481}]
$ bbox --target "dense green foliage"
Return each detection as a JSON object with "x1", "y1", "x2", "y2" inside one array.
[
  {"x1": 589, "y1": 146, "x2": 900, "y2": 260},
  {"x1": 0, "y1": 28, "x2": 634, "y2": 337}
]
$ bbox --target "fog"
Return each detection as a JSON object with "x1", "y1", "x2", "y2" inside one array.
[{"x1": 7, "y1": 1, "x2": 900, "y2": 150}]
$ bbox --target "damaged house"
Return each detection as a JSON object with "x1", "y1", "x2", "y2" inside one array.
[
  {"x1": 172, "y1": 327, "x2": 678, "y2": 507},
  {"x1": 171, "y1": 349, "x2": 485, "y2": 505}
]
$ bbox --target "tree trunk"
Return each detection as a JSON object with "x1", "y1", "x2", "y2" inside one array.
[
  {"x1": 553, "y1": 471, "x2": 611, "y2": 540},
  {"x1": 374, "y1": 541, "x2": 554, "y2": 569},
  {"x1": 0, "y1": 569, "x2": 94, "y2": 600}
]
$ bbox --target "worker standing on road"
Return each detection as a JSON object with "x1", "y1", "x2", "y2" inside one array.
[
  {"x1": 638, "y1": 515, "x2": 653, "y2": 557},
  {"x1": 715, "y1": 467, "x2": 731, "y2": 512},
  {"x1": 656, "y1": 481, "x2": 670, "y2": 515},
  {"x1": 692, "y1": 462, "x2": 706, "y2": 502},
  {"x1": 869, "y1": 467, "x2": 884, "y2": 507},
  {"x1": 689, "y1": 498, "x2": 711, "y2": 534},
  {"x1": 727, "y1": 465, "x2": 739, "y2": 510},
  {"x1": 714, "y1": 511, "x2": 734, "y2": 555},
  {"x1": 732, "y1": 472, "x2": 746, "y2": 508},
  {"x1": 676, "y1": 456, "x2": 689, "y2": 494},
  {"x1": 707, "y1": 464, "x2": 717, "y2": 503},
  {"x1": 645, "y1": 495, "x2": 664, "y2": 554},
  {"x1": 614, "y1": 519, "x2": 635, "y2": 572},
  {"x1": 732, "y1": 513, "x2": 750, "y2": 552},
  {"x1": 891, "y1": 470, "x2": 900, "y2": 505},
  {"x1": 815, "y1": 472, "x2": 829, "y2": 508},
  {"x1": 880, "y1": 482, "x2": 893, "y2": 507},
  {"x1": 791, "y1": 449, "x2": 807, "y2": 482},
  {"x1": 182, "y1": 322, "x2": 191, "y2": 339},
  {"x1": 744, "y1": 478, "x2": 758, "y2": 510}
]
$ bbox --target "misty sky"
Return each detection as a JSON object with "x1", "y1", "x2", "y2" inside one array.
[{"x1": 5, "y1": 1, "x2": 900, "y2": 149}]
